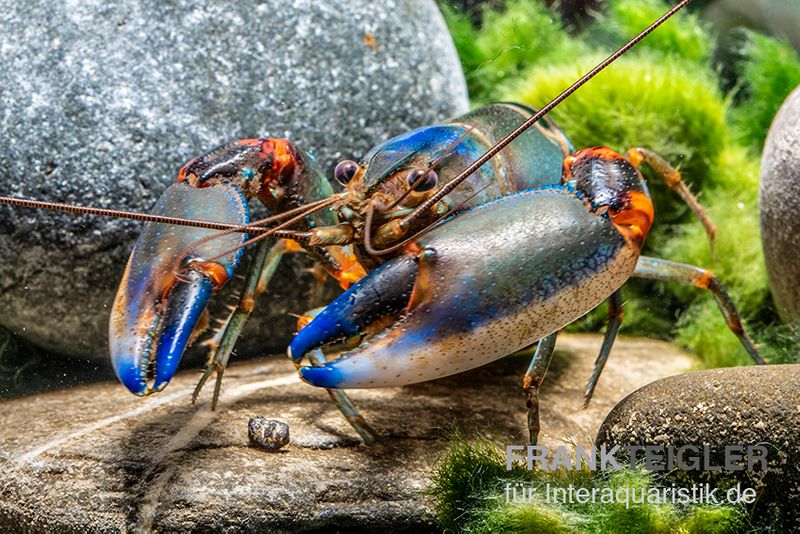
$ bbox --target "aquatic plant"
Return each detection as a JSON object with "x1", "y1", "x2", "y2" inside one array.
[{"x1": 430, "y1": 437, "x2": 746, "y2": 533}]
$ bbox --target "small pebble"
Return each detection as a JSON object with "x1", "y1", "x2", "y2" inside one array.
[{"x1": 248, "y1": 417, "x2": 290, "y2": 451}]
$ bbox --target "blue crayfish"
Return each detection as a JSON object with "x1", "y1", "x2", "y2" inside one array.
[{"x1": 0, "y1": 0, "x2": 761, "y2": 446}]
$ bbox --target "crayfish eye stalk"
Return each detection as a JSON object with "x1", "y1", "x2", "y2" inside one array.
[
  {"x1": 334, "y1": 160, "x2": 362, "y2": 186},
  {"x1": 563, "y1": 147, "x2": 654, "y2": 248}
]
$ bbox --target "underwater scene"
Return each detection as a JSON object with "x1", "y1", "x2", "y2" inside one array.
[{"x1": 0, "y1": 0, "x2": 799, "y2": 531}]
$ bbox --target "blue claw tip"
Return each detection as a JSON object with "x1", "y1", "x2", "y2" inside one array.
[
  {"x1": 288, "y1": 329, "x2": 318, "y2": 363},
  {"x1": 153, "y1": 277, "x2": 214, "y2": 390},
  {"x1": 289, "y1": 312, "x2": 356, "y2": 363},
  {"x1": 299, "y1": 364, "x2": 345, "y2": 388},
  {"x1": 115, "y1": 364, "x2": 148, "y2": 396}
]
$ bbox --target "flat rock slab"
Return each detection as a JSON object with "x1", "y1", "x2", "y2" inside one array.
[{"x1": 0, "y1": 334, "x2": 696, "y2": 532}]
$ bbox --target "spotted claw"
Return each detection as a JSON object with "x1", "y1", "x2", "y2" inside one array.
[{"x1": 291, "y1": 187, "x2": 638, "y2": 389}]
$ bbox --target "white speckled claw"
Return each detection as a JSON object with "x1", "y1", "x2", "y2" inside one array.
[{"x1": 296, "y1": 186, "x2": 639, "y2": 389}]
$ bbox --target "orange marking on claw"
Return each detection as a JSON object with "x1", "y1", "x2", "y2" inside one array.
[
  {"x1": 335, "y1": 258, "x2": 368, "y2": 289},
  {"x1": 610, "y1": 191, "x2": 654, "y2": 248},
  {"x1": 177, "y1": 166, "x2": 189, "y2": 182},
  {"x1": 585, "y1": 146, "x2": 621, "y2": 161},
  {"x1": 171, "y1": 261, "x2": 231, "y2": 296},
  {"x1": 296, "y1": 313, "x2": 316, "y2": 331},
  {"x1": 694, "y1": 271, "x2": 713, "y2": 289},
  {"x1": 191, "y1": 261, "x2": 231, "y2": 288},
  {"x1": 403, "y1": 241, "x2": 424, "y2": 256},
  {"x1": 337, "y1": 267, "x2": 367, "y2": 289},
  {"x1": 326, "y1": 246, "x2": 367, "y2": 289},
  {"x1": 562, "y1": 154, "x2": 577, "y2": 180},
  {"x1": 268, "y1": 139, "x2": 295, "y2": 171}
]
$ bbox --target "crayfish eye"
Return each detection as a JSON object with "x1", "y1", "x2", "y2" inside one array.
[
  {"x1": 334, "y1": 160, "x2": 360, "y2": 185},
  {"x1": 406, "y1": 168, "x2": 438, "y2": 192}
]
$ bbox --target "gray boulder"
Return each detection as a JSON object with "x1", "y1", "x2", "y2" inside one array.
[
  {"x1": 760, "y1": 85, "x2": 800, "y2": 323},
  {"x1": 0, "y1": 0, "x2": 468, "y2": 359},
  {"x1": 597, "y1": 365, "x2": 800, "y2": 526}
]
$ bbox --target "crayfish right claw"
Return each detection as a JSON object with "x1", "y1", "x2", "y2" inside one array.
[
  {"x1": 109, "y1": 181, "x2": 249, "y2": 395},
  {"x1": 287, "y1": 254, "x2": 419, "y2": 364}
]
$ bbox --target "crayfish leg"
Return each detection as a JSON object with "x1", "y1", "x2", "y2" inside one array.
[
  {"x1": 583, "y1": 289, "x2": 624, "y2": 409},
  {"x1": 625, "y1": 147, "x2": 717, "y2": 257},
  {"x1": 193, "y1": 239, "x2": 288, "y2": 407},
  {"x1": 523, "y1": 332, "x2": 558, "y2": 448},
  {"x1": 306, "y1": 348, "x2": 380, "y2": 446},
  {"x1": 633, "y1": 256, "x2": 764, "y2": 365}
]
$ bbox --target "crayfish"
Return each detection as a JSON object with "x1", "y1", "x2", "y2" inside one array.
[{"x1": 0, "y1": 0, "x2": 763, "y2": 446}]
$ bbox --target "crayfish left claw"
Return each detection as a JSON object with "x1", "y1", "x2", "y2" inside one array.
[{"x1": 109, "y1": 181, "x2": 249, "y2": 395}]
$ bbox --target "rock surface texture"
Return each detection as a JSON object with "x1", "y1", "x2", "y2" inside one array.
[
  {"x1": 0, "y1": 0, "x2": 468, "y2": 358},
  {"x1": 760, "y1": 85, "x2": 800, "y2": 323},
  {"x1": 0, "y1": 334, "x2": 695, "y2": 532},
  {"x1": 597, "y1": 365, "x2": 800, "y2": 527}
]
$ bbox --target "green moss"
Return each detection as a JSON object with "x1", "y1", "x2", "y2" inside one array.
[
  {"x1": 467, "y1": 501, "x2": 575, "y2": 533},
  {"x1": 731, "y1": 31, "x2": 800, "y2": 150},
  {"x1": 680, "y1": 506, "x2": 749, "y2": 534},
  {"x1": 441, "y1": 0, "x2": 587, "y2": 102},
  {"x1": 430, "y1": 438, "x2": 747, "y2": 533},
  {"x1": 594, "y1": 0, "x2": 712, "y2": 64},
  {"x1": 474, "y1": 0, "x2": 586, "y2": 91},
  {"x1": 753, "y1": 322, "x2": 800, "y2": 365},
  {"x1": 439, "y1": 0, "x2": 800, "y2": 368},
  {"x1": 502, "y1": 54, "x2": 728, "y2": 195},
  {"x1": 430, "y1": 434, "x2": 529, "y2": 529},
  {"x1": 439, "y1": 3, "x2": 485, "y2": 95}
]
